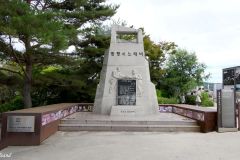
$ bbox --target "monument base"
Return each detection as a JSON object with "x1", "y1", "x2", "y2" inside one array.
[
  {"x1": 218, "y1": 127, "x2": 238, "y2": 133},
  {"x1": 110, "y1": 105, "x2": 145, "y2": 116}
]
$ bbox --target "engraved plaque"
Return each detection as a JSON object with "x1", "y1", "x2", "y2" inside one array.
[
  {"x1": 223, "y1": 68, "x2": 235, "y2": 86},
  {"x1": 221, "y1": 90, "x2": 235, "y2": 128},
  {"x1": 7, "y1": 116, "x2": 35, "y2": 132},
  {"x1": 117, "y1": 80, "x2": 136, "y2": 105}
]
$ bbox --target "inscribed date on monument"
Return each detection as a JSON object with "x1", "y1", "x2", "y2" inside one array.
[{"x1": 117, "y1": 80, "x2": 136, "y2": 105}]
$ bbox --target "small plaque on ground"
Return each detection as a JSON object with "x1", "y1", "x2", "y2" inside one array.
[
  {"x1": 117, "y1": 79, "x2": 136, "y2": 105},
  {"x1": 7, "y1": 116, "x2": 35, "y2": 132}
]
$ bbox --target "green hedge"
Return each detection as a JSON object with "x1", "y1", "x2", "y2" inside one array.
[
  {"x1": 156, "y1": 89, "x2": 178, "y2": 104},
  {"x1": 158, "y1": 97, "x2": 178, "y2": 104},
  {"x1": 0, "y1": 96, "x2": 24, "y2": 113},
  {"x1": 185, "y1": 93, "x2": 214, "y2": 107},
  {"x1": 186, "y1": 95, "x2": 196, "y2": 105}
]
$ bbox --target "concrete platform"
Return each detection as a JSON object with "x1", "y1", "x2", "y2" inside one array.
[{"x1": 59, "y1": 112, "x2": 200, "y2": 132}]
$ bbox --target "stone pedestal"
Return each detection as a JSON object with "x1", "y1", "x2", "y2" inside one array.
[{"x1": 93, "y1": 25, "x2": 159, "y2": 115}]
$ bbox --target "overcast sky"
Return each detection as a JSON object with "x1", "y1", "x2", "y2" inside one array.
[{"x1": 107, "y1": 0, "x2": 240, "y2": 83}]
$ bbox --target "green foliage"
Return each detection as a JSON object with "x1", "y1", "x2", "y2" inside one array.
[
  {"x1": 31, "y1": 65, "x2": 92, "y2": 106},
  {"x1": 161, "y1": 49, "x2": 208, "y2": 97},
  {"x1": 201, "y1": 92, "x2": 214, "y2": 107},
  {"x1": 0, "y1": 63, "x2": 23, "y2": 87},
  {"x1": 0, "y1": 0, "x2": 72, "y2": 51},
  {"x1": 185, "y1": 95, "x2": 197, "y2": 105},
  {"x1": 40, "y1": 66, "x2": 61, "y2": 74},
  {"x1": 0, "y1": 96, "x2": 24, "y2": 113},
  {"x1": 184, "y1": 92, "x2": 214, "y2": 106},
  {"x1": 144, "y1": 35, "x2": 177, "y2": 87},
  {"x1": 156, "y1": 89, "x2": 170, "y2": 98},
  {"x1": 0, "y1": 85, "x2": 15, "y2": 103},
  {"x1": 0, "y1": 69, "x2": 22, "y2": 104},
  {"x1": 157, "y1": 97, "x2": 178, "y2": 104},
  {"x1": 0, "y1": 0, "x2": 118, "y2": 108},
  {"x1": 156, "y1": 89, "x2": 162, "y2": 97},
  {"x1": 156, "y1": 89, "x2": 178, "y2": 104}
]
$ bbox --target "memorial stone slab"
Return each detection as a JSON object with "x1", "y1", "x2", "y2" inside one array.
[
  {"x1": 117, "y1": 79, "x2": 136, "y2": 105},
  {"x1": 221, "y1": 90, "x2": 235, "y2": 128},
  {"x1": 93, "y1": 25, "x2": 159, "y2": 115}
]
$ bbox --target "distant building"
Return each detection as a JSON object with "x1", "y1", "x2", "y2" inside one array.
[{"x1": 204, "y1": 82, "x2": 222, "y2": 101}]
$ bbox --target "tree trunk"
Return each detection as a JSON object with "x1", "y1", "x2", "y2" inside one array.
[
  {"x1": 22, "y1": 33, "x2": 32, "y2": 108},
  {"x1": 23, "y1": 62, "x2": 32, "y2": 108}
]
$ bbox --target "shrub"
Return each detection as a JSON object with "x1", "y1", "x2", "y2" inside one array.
[
  {"x1": 156, "y1": 89, "x2": 178, "y2": 104},
  {"x1": 186, "y1": 95, "x2": 196, "y2": 105},
  {"x1": 185, "y1": 92, "x2": 214, "y2": 106},
  {"x1": 158, "y1": 97, "x2": 178, "y2": 104},
  {"x1": 0, "y1": 96, "x2": 24, "y2": 113},
  {"x1": 201, "y1": 92, "x2": 214, "y2": 107},
  {"x1": 156, "y1": 89, "x2": 162, "y2": 97},
  {"x1": 156, "y1": 89, "x2": 169, "y2": 98},
  {"x1": 201, "y1": 99, "x2": 214, "y2": 107}
]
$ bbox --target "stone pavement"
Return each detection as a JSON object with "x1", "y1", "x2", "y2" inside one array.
[
  {"x1": 62, "y1": 112, "x2": 196, "y2": 121},
  {"x1": 58, "y1": 112, "x2": 200, "y2": 132},
  {"x1": 2, "y1": 131, "x2": 240, "y2": 160}
]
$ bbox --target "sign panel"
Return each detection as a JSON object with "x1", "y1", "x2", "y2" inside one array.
[
  {"x1": 223, "y1": 68, "x2": 235, "y2": 86},
  {"x1": 221, "y1": 90, "x2": 235, "y2": 128},
  {"x1": 236, "y1": 68, "x2": 240, "y2": 83},
  {"x1": 7, "y1": 116, "x2": 35, "y2": 132},
  {"x1": 236, "y1": 68, "x2": 240, "y2": 92},
  {"x1": 117, "y1": 79, "x2": 136, "y2": 105}
]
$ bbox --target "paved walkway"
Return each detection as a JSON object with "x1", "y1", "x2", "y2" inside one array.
[{"x1": 2, "y1": 131, "x2": 240, "y2": 160}]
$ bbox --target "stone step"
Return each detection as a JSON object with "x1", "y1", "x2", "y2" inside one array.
[
  {"x1": 58, "y1": 123, "x2": 200, "y2": 132},
  {"x1": 60, "y1": 119, "x2": 198, "y2": 126}
]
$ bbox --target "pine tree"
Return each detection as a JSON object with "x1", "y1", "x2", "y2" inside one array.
[{"x1": 0, "y1": 0, "x2": 118, "y2": 108}]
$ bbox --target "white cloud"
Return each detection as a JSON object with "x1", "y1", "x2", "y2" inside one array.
[{"x1": 108, "y1": 0, "x2": 240, "y2": 83}]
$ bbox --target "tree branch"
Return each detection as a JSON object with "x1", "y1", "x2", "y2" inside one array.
[
  {"x1": 42, "y1": 0, "x2": 51, "y2": 10},
  {"x1": 0, "y1": 38, "x2": 24, "y2": 63},
  {"x1": 0, "y1": 67, "x2": 23, "y2": 77},
  {"x1": 8, "y1": 35, "x2": 28, "y2": 79}
]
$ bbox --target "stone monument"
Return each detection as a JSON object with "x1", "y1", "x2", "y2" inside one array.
[{"x1": 93, "y1": 25, "x2": 159, "y2": 116}]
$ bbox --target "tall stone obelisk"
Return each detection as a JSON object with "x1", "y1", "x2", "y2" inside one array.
[{"x1": 93, "y1": 25, "x2": 158, "y2": 116}]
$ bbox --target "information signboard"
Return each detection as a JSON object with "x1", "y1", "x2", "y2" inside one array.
[
  {"x1": 7, "y1": 116, "x2": 35, "y2": 132},
  {"x1": 117, "y1": 80, "x2": 136, "y2": 105}
]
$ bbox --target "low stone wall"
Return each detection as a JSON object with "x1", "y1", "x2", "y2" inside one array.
[
  {"x1": 0, "y1": 103, "x2": 93, "y2": 150},
  {"x1": 159, "y1": 104, "x2": 217, "y2": 132},
  {"x1": 0, "y1": 103, "x2": 216, "y2": 150}
]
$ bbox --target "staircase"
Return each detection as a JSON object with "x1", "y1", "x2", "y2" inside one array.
[{"x1": 58, "y1": 112, "x2": 200, "y2": 132}]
